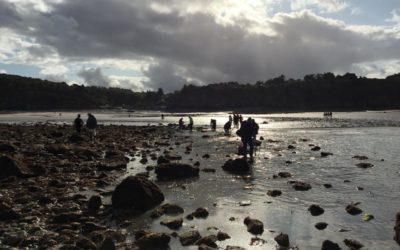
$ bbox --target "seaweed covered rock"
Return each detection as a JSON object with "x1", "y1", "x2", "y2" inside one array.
[
  {"x1": 0, "y1": 155, "x2": 33, "y2": 180},
  {"x1": 112, "y1": 175, "x2": 164, "y2": 211}
]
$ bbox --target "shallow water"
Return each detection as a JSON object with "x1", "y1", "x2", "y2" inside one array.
[{"x1": 2, "y1": 110, "x2": 400, "y2": 249}]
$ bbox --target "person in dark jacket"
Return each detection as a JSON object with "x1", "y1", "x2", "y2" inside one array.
[
  {"x1": 237, "y1": 117, "x2": 255, "y2": 159},
  {"x1": 74, "y1": 114, "x2": 83, "y2": 133},
  {"x1": 224, "y1": 120, "x2": 232, "y2": 134},
  {"x1": 86, "y1": 113, "x2": 97, "y2": 138}
]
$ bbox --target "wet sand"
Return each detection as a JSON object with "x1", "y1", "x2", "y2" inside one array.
[{"x1": 0, "y1": 123, "x2": 399, "y2": 249}]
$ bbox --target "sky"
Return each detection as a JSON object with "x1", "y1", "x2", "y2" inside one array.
[{"x1": 0, "y1": 0, "x2": 400, "y2": 92}]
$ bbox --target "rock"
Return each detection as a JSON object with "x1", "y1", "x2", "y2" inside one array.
[
  {"x1": 239, "y1": 200, "x2": 251, "y2": 206},
  {"x1": 321, "y1": 152, "x2": 333, "y2": 157},
  {"x1": 202, "y1": 168, "x2": 216, "y2": 173},
  {"x1": 165, "y1": 154, "x2": 182, "y2": 161},
  {"x1": 87, "y1": 195, "x2": 102, "y2": 212},
  {"x1": 311, "y1": 146, "x2": 321, "y2": 151},
  {"x1": 0, "y1": 202, "x2": 20, "y2": 221},
  {"x1": 267, "y1": 190, "x2": 282, "y2": 197},
  {"x1": 179, "y1": 230, "x2": 201, "y2": 246},
  {"x1": 0, "y1": 142, "x2": 16, "y2": 152},
  {"x1": 274, "y1": 233, "x2": 289, "y2": 247},
  {"x1": 346, "y1": 204, "x2": 363, "y2": 215},
  {"x1": 196, "y1": 235, "x2": 218, "y2": 248},
  {"x1": 308, "y1": 204, "x2": 324, "y2": 216},
  {"x1": 112, "y1": 176, "x2": 164, "y2": 211},
  {"x1": 157, "y1": 155, "x2": 170, "y2": 164},
  {"x1": 394, "y1": 212, "x2": 400, "y2": 245},
  {"x1": 192, "y1": 207, "x2": 209, "y2": 218},
  {"x1": 2, "y1": 233, "x2": 23, "y2": 247},
  {"x1": 100, "y1": 237, "x2": 116, "y2": 250},
  {"x1": 217, "y1": 231, "x2": 231, "y2": 241},
  {"x1": 323, "y1": 183, "x2": 332, "y2": 188},
  {"x1": 135, "y1": 232, "x2": 171, "y2": 249},
  {"x1": 356, "y1": 162, "x2": 374, "y2": 168},
  {"x1": 278, "y1": 172, "x2": 292, "y2": 178},
  {"x1": 321, "y1": 240, "x2": 341, "y2": 250},
  {"x1": 76, "y1": 236, "x2": 97, "y2": 249},
  {"x1": 291, "y1": 181, "x2": 312, "y2": 191},
  {"x1": 244, "y1": 217, "x2": 264, "y2": 235},
  {"x1": 343, "y1": 239, "x2": 363, "y2": 249},
  {"x1": 315, "y1": 222, "x2": 328, "y2": 230},
  {"x1": 0, "y1": 155, "x2": 33, "y2": 180},
  {"x1": 97, "y1": 161, "x2": 127, "y2": 171},
  {"x1": 352, "y1": 155, "x2": 368, "y2": 160},
  {"x1": 202, "y1": 154, "x2": 210, "y2": 159},
  {"x1": 82, "y1": 222, "x2": 106, "y2": 234},
  {"x1": 288, "y1": 145, "x2": 296, "y2": 149},
  {"x1": 161, "y1": 203, "x2": 184, "y2": 215},
  {"x1": 160, "y1": 218, "x2": 183, "y2": 230},
  {"x1": 222, "y1": 158, "x2": 250, "y2": 173},
  {"x1": 226, "y1": 246, "x2": 247, "y2": 250},
  {"x1": 155, "y1": 163, "x2": 199, "y2": 179}
]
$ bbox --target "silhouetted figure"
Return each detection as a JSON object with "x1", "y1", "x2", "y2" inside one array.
[
  {"x1": 161, "y1": 114, "x2": 164, "y2": 120},
  {"x1": 74, "y1": 114, "x2": 83, "y2": 133},
  {"x1": 251, "y1": 119, "x2": 259, "y2": 140},
  {"x1": 229, "y1": 115, "x2": 233, "y2": 123},
  {"x1": 188, "y1": 115, "x2": 193, "y2": 131},
  {"x1": 233, "y1": 114, "x2": 239, "y2": 128},
  {"x1": 224, "y1": 120, "x2": 232, "y2": 134},
  {"x1": 239, "y1": 115, "x2": 243, "y2": 124},
  {"x1": 236, "y1": 117, "x2": 256, "y2": 159},
  {"x1": 86, "y1": 113, "x2": 97, "y2": 138},
  {"x1": 178, "y1": 117, "x2": 184, "y2": 130},
  {"x1": 210, "y1": 119, "x2": 217, "y2": 131}
]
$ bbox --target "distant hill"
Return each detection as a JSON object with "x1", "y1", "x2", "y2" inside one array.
[
  {"x1": 1, "y1": 72, "x2": 400, "y2": 111},
  {"x1": 0, "y1": 74, "x2": 163, "y2": 110}
]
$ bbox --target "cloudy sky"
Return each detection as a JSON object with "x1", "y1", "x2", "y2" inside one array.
[{"x1": 0, "y1": 0, "x2": 399, "y2": 92}]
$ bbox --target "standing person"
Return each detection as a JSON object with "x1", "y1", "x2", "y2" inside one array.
[
  {"x1": 161, "y1": 114, "x2": 164, "y2": 120},
  {"x1": 188, "y1": 115, "x2": 193, "y2": 131},
  {"x1": 178, "y1": 117, "x2": 184, "y2": 130},
  {"x1": 74, "y1": 114, "x2": 83, "y2": 134},
  {"x1": 210, "y1": 119, "x2": 217, "y2": 131},
  {"x1": 236, "y1": 117, "x2": 255, "y2": 160},
  {"x1": 229, "y1": 115, "x2": 233, "y2": 123},
  {"x1": 251, "y1": 119, "x2": 259, "y2": 140},
  {"x1": 224, "y1": 120, "x2": 232, "y2": 134},
  {"x1": 233, "y1": 114, "x2": 239, "y2": 128},
  {"x1": 239, "y1": 115, "x2": 243, "y2": 124},
  {"x1": 86, "y1": 113, "x2": 98, "y2": 138}
]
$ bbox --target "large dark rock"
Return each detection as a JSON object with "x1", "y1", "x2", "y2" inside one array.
[
  {"x1": 274, "y1": 233, "x2": 289, "y2": 247},
  {"x1": 160, "y1": 218, "x2": 183, "y2": 230},
  {"x1": 321, "y1": 240, "x2": 341, "y2": 250},
  {"x1": 343, "y1": 239, "x2": 363, "y2": 249},
  {"x1": 191, "y1": 207, "x2": 209, "y2": 218},
  {"x1": 112, "y1": 175, "x2": 164, "y2": 211},
  {"x1": 356, "y1": 162, "x2": 374, "y2": 169},
  {"x1": 135, "y1": 232, "x2": 171, "y2": 249},
  {"x1": 157, "y1": 155, "x2": 170, "y2": 164},
  {"x1": 179, "y1": 230, "x2": 201, "y2": 246},
  {"x1": 244, "y1": 216, "x2": 264, "y2": 235},
  {"x1": 0, "y1": 155, "x2": 33, "y2": 180},
  {"x1": 291, "y1": 181, "x2": 312, "y2": 191},
  {"x1": 195, "y1": 235, "x2": 218, "y2": 248},
  {"x1": 87, "y1": 195, "x2": 102, "y2": 212},
  {"x1": 315, "y1": 222, "x2": 328, "y2": 230},
  {"x1": 155, "y1": 163, "x2": 199, "y2": 179},
  {"x1": 395, "y1": 212, "x2": 400, "y2": 245},
  {"x1": 0, "y1": 142, "x2": 16, "y2": 153},
  {"x1": 222, "y1": 158, "x2": 250, "y2": 173}
]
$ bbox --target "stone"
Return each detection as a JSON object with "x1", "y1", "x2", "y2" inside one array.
[
  {"x1": 346, "y1": 204, "x2": 363, "y2": 215},
  {"x1": 0, "y1": 155, "x2": 33, "y2": 180},
  {"x1": 291, "y1": 181, "x2": 312, "y2": 191},
  {"x1": 356, "y1": 162, "x2": 374, "y2": 169},
  {"x1": 324, "y1": 183, "x2": 332, "y2": 188},
  {"x1": 288, "y1": 145, "x2": 296, "y2": 149},
  {"x1": 343, "y1": 239, "x2": 363, "y2": 249},
  {"x1": 112, "y1": 176, "x2": 164, "y2": 211},
  {"x1": 321, "y1": 152, "x2": 333, "y2": 157},
  {"x1": 244, "y1": 217, "x2": 264, "y2": 235},
  {"x1": 352, "y1": 155, "x2": 368, "y2": 160},
  {"x1": 278, "y1": 172, "x2": 292, "y2": 178},
  {"x1": 321, "y1": 240, "x2": 341, "y2": 250},
  {"x1": 274, "y1": 233, "x2": 289, "y2": 247},
  {"x1": 161, "y1": 203, "x2": 184, "y2": 215},
  {"x1": 222, "y1": 158, "x2": 250, "y2": 173},
  {"x1": 160, "y1": 218, "x2": 183, "y2": 230},
  {"x1": 196, "y1": 235, "x2": 218, "y2": 248},
  {"x1": 267, "y1": 190, "x2": 282, "y2": 197},
  {"x1": 311, "y1": 146, "x2": 321, "y2": 151},
  {"x1": 217, "y1": 231, "x2": 231, "y2": 241},
  {"x1": 135, "y1": 232, "x2": 171, "y2": 249},
  {"x1": 179, "y1": 230, "x2": 201, "y2": 246},
  {"x1": 192, "y1": 207, "x2": 209, "y2": 218},
  {"x1": 165, "y1": 154, "x2": 182, "y2": 160},
  {"x1": 315, "y1": 222, "x2": 328, "y2": 230},
  {"x1": 394, "y1": 212, "x2": 400, "y2": 245},
  {"x1": 308, "y1": 204, "x2": 324, "y2": 216},
  {"x1": 87, "y1": 195, "x2": 102, "y2": 212},
  {"x1": 155, "y1": 163, "x2": 199, "y2": 179},
  {"x1": 100, "y1": 237, "x2": 116, "y2": 250},
  {"x1": 76, "y1": 236, "x2": 97, "y2": 249}
]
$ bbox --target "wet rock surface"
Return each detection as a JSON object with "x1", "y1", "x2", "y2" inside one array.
[
  {"x1": 155, "y1": 163, "x2": 199, "y2": 179},
  {"x1": 222, "y1": 158, "x2": 250, "y2": 173},
  {"x1": 244, "y1": 216, "x2": 264, "y2": 235}
]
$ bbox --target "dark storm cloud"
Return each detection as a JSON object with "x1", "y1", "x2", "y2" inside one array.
[{"x1": 1, "y1": 0, "x2": 400, "y2": 90}]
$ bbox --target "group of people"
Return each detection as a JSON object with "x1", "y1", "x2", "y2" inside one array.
[
  {"x1": 232, "y1": 113, "x2": 243, "y2": 128},
  {"x1": 74, "y1": 113, "x2": 98, "y2": 138},
  {"x1": 178, "y1": 115, "x2": 193, "y2": 131},
  {"x1": 236, "y1": 117, "x2": 259, "y2": 159},
  {"x1": 323, "y1": 112, "x2": 333, "y2": 117}
]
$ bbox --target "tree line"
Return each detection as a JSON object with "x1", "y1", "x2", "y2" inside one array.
[{"x1": 1, "y1": 72, "x2": 400, "y2": 111}]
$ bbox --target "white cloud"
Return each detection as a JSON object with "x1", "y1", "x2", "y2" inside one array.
[
  {"x1": 0, "y1": 69, "x2": 7, "y2": 74},
  {"x1": 387, "y1": 9, "x2": 400, "y2": 24},
  {"x1": 290, "y1": 0, "x2": 349, "y2": 13},
  {"x1": 352, "y1": 59, "x2": 400, "y2": 78}
]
